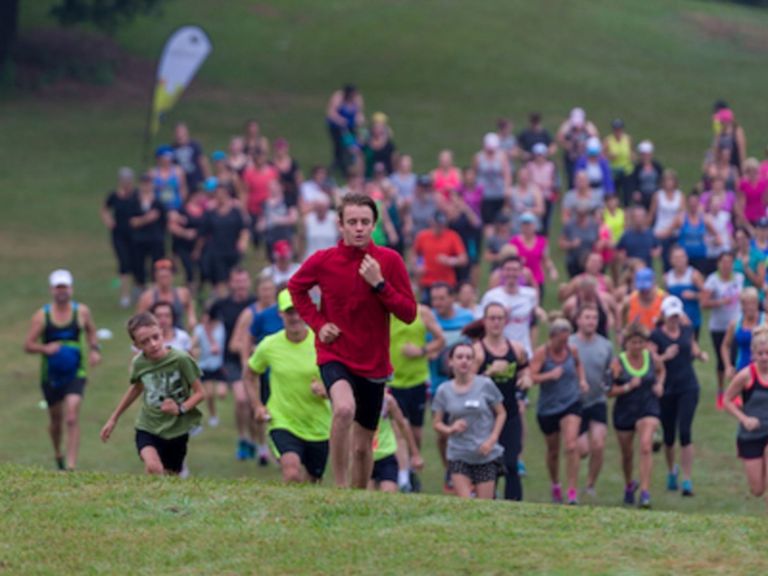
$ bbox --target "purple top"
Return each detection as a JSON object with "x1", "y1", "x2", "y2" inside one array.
[
  {"x1": 460, "y1": 184, "x2": 483, "y2": 218},
  {"x1": 701, "y1": 190, "x2": 735, "y2": 213}
]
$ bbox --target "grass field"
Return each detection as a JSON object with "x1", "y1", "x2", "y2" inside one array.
[{"x1": 3, "y1": 0, "x2": 768, "y2": 571}]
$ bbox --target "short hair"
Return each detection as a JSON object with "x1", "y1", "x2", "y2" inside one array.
[
  {"x1": 338, "y1": 193, "x2": 378, "y2": 223},
  {"x1": 500, "y1": 255, "x2": 522, "y2": 268},
  {"x1": 429, "y1": 282, "x2": 454, "y2": 296},
  {"x1": 127, "y1": 312, "x2": 158, "y2": 340},
  {"x1": 575, "y1": 301, "x2": 598, "y2": 319},
  {"x1": 741, "y1": 287, "x2": 760, "y2": 303},
  {"x1": 150, "y1": 301, "x2": 176, "y2": 326},
  {"x1": 230, "y1": 266, "x2": 248, "y2": 279}
]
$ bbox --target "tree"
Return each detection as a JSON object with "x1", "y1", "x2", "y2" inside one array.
[{"x1": 1, "y1": 0, "x2": 165, "y2": 79}]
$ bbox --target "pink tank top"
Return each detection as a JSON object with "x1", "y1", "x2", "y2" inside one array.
[{"x1": 510, "y1": 235, "x2": 547, "y2": 284}]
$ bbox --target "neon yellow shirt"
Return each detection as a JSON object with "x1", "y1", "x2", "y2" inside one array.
[
  {"x1": 389, "y1": 311, "x2": 429, "y2": 389},
  {"x1": 249, "y1": 330, "x2": 331, "y2": 441},
  {"x1": 373, "y1": 414, "x2": 397, "y2": 461},
  {"x1": 604, "y1": 207, "x2": 626, "y2": 244},
  {"x1": 605, "y1": 134, "x2": 633, "y2": 173}
]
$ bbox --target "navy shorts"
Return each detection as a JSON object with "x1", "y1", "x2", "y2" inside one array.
[
  {"x1": 389, "y1": 384, "x2": 427, "y2": 428},
  {"x1": 537, "y1": 401, "x2": 582, "y2": 436},
  {"x1": 135, "y1": 429, "x2": 189, "y2": 473},
  {"x1": 201, "y1": 368, "x2": 226, "y2": 383},
  {"x1": 579, "y1": 402, "x2": 608, "y2": 435},
  {"x1": 223, "y1": 359, "x2": 242, "y2": 384},
  {"x1": 371, "y1": 453, "x2": 399, "y2": 484},
  {"x1": 320, "y1": 361, "x2": 386, "y2": 431},
  {"x1": 270, "y1": 428, "x2": 329, "y2": 479},
  {"x1": 737, "y1": 436, "x2": 768, "y2": 460},
  {"x1": 41, "y1": 377, "x2": 86, "y2": 407}
]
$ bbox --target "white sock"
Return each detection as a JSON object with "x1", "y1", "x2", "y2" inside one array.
[{"x1": 398, "y1": 469, "x2": 411, "y2": 487}]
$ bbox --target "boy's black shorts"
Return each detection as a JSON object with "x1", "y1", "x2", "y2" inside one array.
[
  {"x1": 135, "y1": 429, "x2": 189, "y2": 473},
  {"x1": 320, "y1": 361, "x2": 386, "y2": 431}
]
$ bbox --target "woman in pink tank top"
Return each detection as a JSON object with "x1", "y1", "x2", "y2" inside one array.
[{"x1": 510, "y1": 212, "x2": 558, "y2": 297}]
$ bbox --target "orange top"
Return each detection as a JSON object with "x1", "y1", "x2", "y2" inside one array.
[
  {"x1": 414, "y1": 228, "x2": 466, "y2": 288},
  {"x1": 627, "y1": 289, "x2": 666, "y2": 330}
]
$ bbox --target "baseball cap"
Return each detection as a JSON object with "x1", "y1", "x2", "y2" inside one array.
[
  {"x1": 635, "y1": 267, "x2": 655, "y2": 291},
  {"x1": 211, "y1": 150, "x2": 227, "y2": 162},
  {"x1": 661, "y1": 295, "x2": 684, "y2": 318},
  {"x1": 118, "y1": 167, "x2": 134, "y2": 181},
  {"x1": 416, "y1": 174, "x2": 433, "y2": 188},
  {"x1": 519, "y1": 211, "x2": 537, "y2": 225},
  {"x1": 204, "y1": 176, "x2": 218, "y2": 192},
  {"x1": 155, "y1": 145, "x2": 174, "y2": 158},
  {"x1": 277, "y1": 289, "x2": 294, "y2": 312},
  {"x1": 570, "y1": 107, "x2": 586, "y2": 127},
  {"x1": 49, "y1": 269, "x2": 73, "y2": 288},
  {"x1": 637, "y1": 140, "x2": 654, "y2": 154},
  {"x1": 611, "y1": 118, "x2": 625, "y2": 130},
  {"x1": 484, "y1": 132, "x2": 500, "y2": 150},
  {"x1": 532, "y1": 142, "x2": 548, "y2": 156},
  {"x1": 272, "y1": 240, "x2": 292, "y2": 257},
  {"x1": 586, "y1": 137, "x2": 601, "y2": 156}
]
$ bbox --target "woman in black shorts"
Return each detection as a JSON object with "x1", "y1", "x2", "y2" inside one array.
[
  {"x1": 472, "y1": 302, "x2": 530, "y2": 501},
  {"x1": 724, "y1": 326, "x2": 768, "y2": 505},
  {"x1": 609, "y1": 323, "x2": 665, "y2": 508}
]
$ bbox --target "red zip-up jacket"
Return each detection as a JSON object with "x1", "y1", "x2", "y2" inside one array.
[{"x1": 288, "y1": 240, "x2": 417, "y2": 379}]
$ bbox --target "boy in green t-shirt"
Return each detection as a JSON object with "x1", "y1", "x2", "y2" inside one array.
[{"x1": 100, "y1": 312, "x2": 205, "y2": 475}]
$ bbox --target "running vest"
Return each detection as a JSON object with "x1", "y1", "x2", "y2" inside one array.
[
  {"x1": 373, "y1": 404, "x2": 397, "y2": 461},
  {"x1": 739, "y1": 364, "x2": 768, "y2": 441},
  {"x1": 603, "y1": 208, "x2": 625, "y2": 245},
  {"x1": 627, "y1": 289, "x2": 665, "y2": 331},
  {"x1": 615, "y1": 350, "x2": 655, "y2": 408},
  {"x1": 735, "y1": 313, "x2": 765, "y2": 371},
  {"x1": 679, "y1": 214, "x2": 707, "y2": 259},
  {"x1": 605, "y1": 134, "x2": 633, "y2": 173},
  {"x1": 153, "y1": 170, "x2": 182, "y2": 211},
  {"x1": 153, "y1": 288, "x2": 184, "y2": 329},
  {"x1": 537, "y1": 346, "x2": 580, "y2": 416},
  {"x1": 664, "y1": 267, "x2": 701, "y2": 328},
  {"x1": 41, "y1": 302, "x2": 86, "y2": 384},
  {"x1": 478, "y1": 340, "x2": 525, "y2": 407},
  {"x1": 390, "y1": 311, "x2": 429, "y2": 389}
]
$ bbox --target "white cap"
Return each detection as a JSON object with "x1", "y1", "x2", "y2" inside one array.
[
  {"x1": 49, "y1": 269, "x2": 73, "y2": 287},
  {"x1": 532, "y1": 142, "x2": 548, "y2": 156},
  {"x1": 586, "y1": 136, "x2": 602, "y2": 155},
  {"x1": 570, "y1": 107, "x2": 586, "y2": 127},
  {"x1": 637, "y1": 140, "x2": 654, "y2": 154},
  {"x1": 661, "y1": 295, "x2": 684, "y2": 318},
  {"x1": 484, "y1": 132, "x2": 500, "y2": 150}
]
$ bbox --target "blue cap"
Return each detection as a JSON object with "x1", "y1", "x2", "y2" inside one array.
[
  {"x1": 204, "y1": 177, "x2": 218, "y2": 192},
  {"x1": 635, "y1": 268, "x2": 655, "y2": 291},
  {"x1": 211, "y1": 150, "x2": 227, "y2": 162},
  {"x1": 155, "y1": 145, "x2": 174, "y2": 158}
]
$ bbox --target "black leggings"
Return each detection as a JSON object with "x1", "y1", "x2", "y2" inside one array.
[
  {"x1": 659, "y1": 388, "x2": 699, "y2": 447},
  {"x1": 498, "y1": 405, "x2": 522, "y2": 501},
  {"x1": 132, "y1": 240, "x2": 165, "y2": 286}
]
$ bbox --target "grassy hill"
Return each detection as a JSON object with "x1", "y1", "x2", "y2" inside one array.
[
  {"x1": 3, "y1": 0, "x2": 768, "y2": 523},
  {"x1": 2, "y1": 465, "x2": 766, "y2": 575}
]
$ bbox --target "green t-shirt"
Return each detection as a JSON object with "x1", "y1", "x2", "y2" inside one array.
[
  {"x1": 248, "y1": 330, "x2": 331, "y2": 442},
  {"x1": 130, "y1": 348, "x2": 202, "y2": 439}
]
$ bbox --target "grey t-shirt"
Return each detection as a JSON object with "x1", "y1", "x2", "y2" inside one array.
[
  {"x1": 432, "y1": 376, "x2": 504, "y2": 464},
  {"x1": 562, "y1": 189, "x2": 603, "y2": 214},
  {"x1": 568, "y1": 333, "x2": 613, "y2": 408},
  {"x1": 562, "y1": 219, "x2": 599, "y2": 268}
]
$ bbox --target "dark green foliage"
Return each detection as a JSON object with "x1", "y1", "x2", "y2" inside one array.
[{"x1": 50, "y1": 0, "x2": 166, "y2": 33}]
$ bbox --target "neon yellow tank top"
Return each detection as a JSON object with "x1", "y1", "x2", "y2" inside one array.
[
  {"x1": 605, "y1": 134, "x2": 633, "y2": 173},
  {"x1": 604, "y1": 207, "x2": 625, "y2": 244},
  {"x1": 373, "y1": 415, "x2": 397, "y2": 461},
  {"x1": 389, "y1": 311, "x2": 429, "y2": 389}
]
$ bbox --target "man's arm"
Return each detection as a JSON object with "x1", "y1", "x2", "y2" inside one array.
[
  {"x1": 287, "y1": 253, "x2": 329, "y2": 334},
  {"x1": 79, "y1": 304, "x2": 102, "y2": 366},
  {"x1": 24, "y1": 309, "x2": 49, "y2": 355},
  {"x1": 372, "y1": 253, "x2": 417, "y2": 323},
  {"x1": 180, "y1": 287, "x2": 197, "y2": 329}
]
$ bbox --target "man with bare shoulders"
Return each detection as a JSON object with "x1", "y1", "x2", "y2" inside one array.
[
  {"x1": 289, "y1": 194, "x2": 417, "y2": 488},
  {"x1": 24, "y1": 270, "x2": 101, "y2": 471},
  {"x1": 136, "y1": 259, "x2": 197, "y2": 330}
]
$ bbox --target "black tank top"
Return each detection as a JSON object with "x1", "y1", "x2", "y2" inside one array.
[
  {"x1": 740, "y1": 364, "x2": 768, "y2": 441},
  {"x1": 479, "y1": 339, "x2": 526, "y2": 407},
  {"x1": 43, "y1": 302, "x2": 80, "y2": 344},
  {"x1": 153, "y1": 288, "x2": 184, "y2": 329}
]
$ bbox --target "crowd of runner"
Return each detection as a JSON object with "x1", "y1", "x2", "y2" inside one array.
[{"x1": 26, "y1": 86, "x2": 768, "y2": 509}]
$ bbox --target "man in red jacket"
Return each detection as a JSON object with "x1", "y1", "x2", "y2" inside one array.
[{"x1": 288, "y1": 194, "x2": 417, "y2": 488}]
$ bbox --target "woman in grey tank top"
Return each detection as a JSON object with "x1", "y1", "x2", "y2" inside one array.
[
  {"x1": 530, "y1": 317, "x2": 588, "y2": 505},
  {"x1": 474, "y1": 133, "x2": 511, "y2": 231}
]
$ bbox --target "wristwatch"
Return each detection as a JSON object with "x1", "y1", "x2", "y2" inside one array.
[
  {"x1": 373, "y1": 280, "x2": 386, "y2": 293},
  {"x1": 177, "y1": 403, "x2": 187, "y2": 416}
]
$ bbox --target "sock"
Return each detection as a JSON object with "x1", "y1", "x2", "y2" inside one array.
[
  {"x1": 398, "y1": 469, "x2": 410, "y2": 487},
  {"x1": 258, "y1": 444, "x2": 270, "y2": 457}
]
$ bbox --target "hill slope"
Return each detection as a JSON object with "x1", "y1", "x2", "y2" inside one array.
[{"x1": 1, "y1": 465, "x2": 766, "y2": 575}]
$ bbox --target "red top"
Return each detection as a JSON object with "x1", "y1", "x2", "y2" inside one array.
[{"x1": 288, "y1": 240, "x2": 417, "y2": 379}]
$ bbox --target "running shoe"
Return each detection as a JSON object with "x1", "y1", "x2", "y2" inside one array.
[
  {"x1": 208, "y1": 416, "x2": 219, "y2": 428},
  {"x1": 584, "y1": 486, "x2": 597, "y2": 499},
  {"x1": 623, "y1": 480, "x2": 639, "y2": 505},
  {"x1": 551, "y1": 484, "x2": 563, "y2": 504},
  {"x1": 443, "y1": 470, "x2": 455, "y2": 495},
  {"x1": 236, "y1": 439, "x2": 250, "y2": 461},
  {"x1": 716, "y1": 392, "x2": 725, "y2": 411},
  {"x1": 681, "y1": 479, "x2": 694, "y2": 497},
  {"x1": 667, "y1": 465, "x2": 679, "y2": 491},
  {"x1": 246, "y1": 440, "x2": 257, "y2": 460},
  {"x1": 189, "y1": 425, "x2": 203, "y2": 438},
  {"x1": 119, "y1": 295, "x2": 131, "y2": 309},
  {"x1": 639, "y1": 490, "x2": 652, "y2": 509},
  {"x1": 55, "y1": 456, "x2": 66, "y2": 471},
  {"x1": 567, "y1": 488, "x2": 578, "y2": 505},
  {"x1": 409, "y1": 471, "x2": 422, "y2": 493},
  {"x1": 517, "y1": 459, "x2": 527, "y2": 478}
]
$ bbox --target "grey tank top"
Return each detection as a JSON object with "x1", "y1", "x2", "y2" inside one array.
[
  {"x1": 537, "y1": 346, "x2": 580, "y2": 416},
  {"x1": 476, "y1": 152, "x2": 505, "y2": 200}
]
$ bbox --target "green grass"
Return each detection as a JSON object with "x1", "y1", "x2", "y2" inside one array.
[
  {"x1": 2, "y1": 0, "x2": 768, "y2": 555},
  {"x1": 2, "y1": 465, "x2": 767, "y2": 575}
]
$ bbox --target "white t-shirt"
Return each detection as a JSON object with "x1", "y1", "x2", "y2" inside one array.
[
  {"x1": 704, "y1": 272, "x2": 744, "y2": 331},
  {"x1": 261, "y1": 263, "x2": 301, "y2": 287},
  {"x1": 300, "y1": 180, "x2": 327, "y2": 206},
  {"x1": 479, "y1": 285, "x2": 538, "y2": 356},
  {"x1": 304, "y1": 212, "x2": 339, "y2": 260}
]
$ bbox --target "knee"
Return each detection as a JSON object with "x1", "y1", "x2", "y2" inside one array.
[
  {"x1": 352, "y1": 441, "x2": 371, "y2": 462},
  {"x1": 564, "y1": 439, "x2": 579, "y2": 455},
  {"x1": 65, "y1": 412, "x2": 78, "y2": 428},
  {"x1": 333, "y1": 402, "x2": 355, "y2": 426},
  {"x1": 592, "y1": 437, "x2": 606, "y2": 453},
  {"x1": 639, "y1": 442, "x2": 653, "y2": 457},
  {"x1": 680, "y1": 435, "x2": 692, "y2": 447}
]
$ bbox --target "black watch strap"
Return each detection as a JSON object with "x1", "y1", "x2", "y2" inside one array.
[{"x1": 373, "y1": 280, "x2": 386, "y2": 293}]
